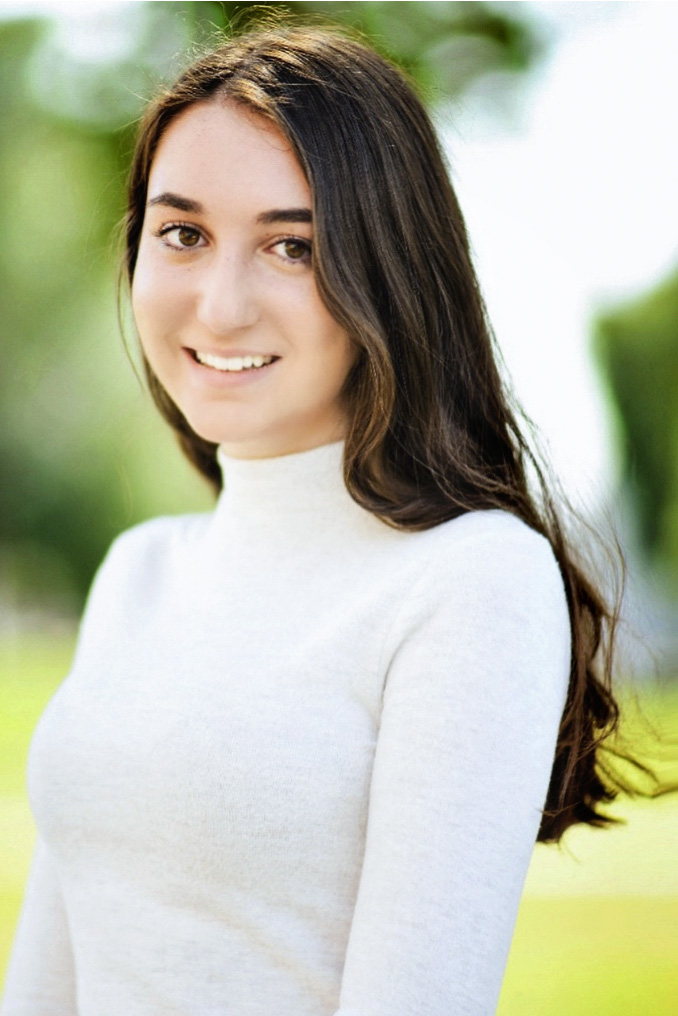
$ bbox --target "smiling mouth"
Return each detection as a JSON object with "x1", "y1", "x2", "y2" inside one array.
[{"x1": 189, "y1": 350, "x2": 280, "y2": 373}]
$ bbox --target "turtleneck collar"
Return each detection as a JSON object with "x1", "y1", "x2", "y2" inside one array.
[{"x1": 214, "y1": 440, "x2": 358, "y2": 522}]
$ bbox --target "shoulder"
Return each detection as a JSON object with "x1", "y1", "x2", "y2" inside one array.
[
  {"x1": 82, "y1": 511, "x2": 210, "y2": 610},
  {"x1": 103, "y1": 511, "x2": 209, "y2": 568},
  {"x1": 404, "y1": 508, "x2": 569, "y2": 637},
  {"x1": 70, "y1": 512, "x2": 211, "y2": 662},
  {"x1": 385, "y1": 509, "x2": 572, "y2": 711},
  {"x1": 421, "y1": 508, "x2": 561, "y2": 581}
]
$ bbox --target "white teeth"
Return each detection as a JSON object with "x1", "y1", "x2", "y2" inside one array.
[{"x1": 194, "y1": 352, "x2": 275, "y2": 372}]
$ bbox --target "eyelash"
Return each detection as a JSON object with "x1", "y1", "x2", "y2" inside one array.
[{"x1": 152, "y1": 222, "x2": 312, "y2": 264}]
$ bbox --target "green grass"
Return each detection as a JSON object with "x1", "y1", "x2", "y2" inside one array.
[
  {"x1": 2, "y1": 633, "x2": 677, "y2": 1010},
  {"x1": 500, "y1": 897, "x2": 678, "y2": 1014}
]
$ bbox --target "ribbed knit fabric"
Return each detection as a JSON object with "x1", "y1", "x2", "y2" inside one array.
[{"x1": 1, "y1": 440, "x2": 571, "y2": 1016}]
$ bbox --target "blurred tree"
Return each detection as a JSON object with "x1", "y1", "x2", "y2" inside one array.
[
  {"x1": 0, "y1": 0, "x2": 544, "y2": 611},
  {"x1": 593, "y1": 270, "x2": 678, "y2": 589}
]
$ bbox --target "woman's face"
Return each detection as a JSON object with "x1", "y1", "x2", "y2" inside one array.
[{"x1": 132, "y1": 100, "x2": 357, "y2": 459}]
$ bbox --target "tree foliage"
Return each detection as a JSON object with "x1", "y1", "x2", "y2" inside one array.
[{"x1": 593, "y1": 271, "x2": 678, "y2": 588}]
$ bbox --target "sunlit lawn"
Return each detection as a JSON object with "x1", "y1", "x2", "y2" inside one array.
[{"x1": 1, "y1": 633, "x2": 677, "y2": 1011}]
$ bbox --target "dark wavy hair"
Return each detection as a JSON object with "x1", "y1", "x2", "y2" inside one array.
[{"x1": 124, "y1": 24, "x2": 637, "y2": 842}]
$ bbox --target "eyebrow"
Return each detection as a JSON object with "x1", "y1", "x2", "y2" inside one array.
[
  {"x1": 146, "y1": 192, "x2": 312, "y2": 224},
  {"x1": 256, "y1": 208, "x2": 312, "y2": 225},
  {"x1": 147, "y1": 192, "x2": 203, "y2": 213}
]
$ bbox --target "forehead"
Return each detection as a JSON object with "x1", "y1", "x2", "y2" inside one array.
[{"x1": 148, "y1": 100, "x2": 310, "y2": 210}]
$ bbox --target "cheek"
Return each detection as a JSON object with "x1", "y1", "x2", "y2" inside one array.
[
  {"x1": 315, "y1": 332, "x2": 357, "y2": 405},
  {"x1": 315, "y1": 310, "x2": 356, "y2": 387},
  {"x1": 304, "y1": 292, "x2": 354, "y2": 365},
  {"x1": 319, "y1": 307, "x2": 357, "y2": 372},
  {"x1": 131, "y1": 261, "x2": 181, "y2": 349},
  {"x1": 131, "y1": 256, "x2": 158, "y2": 338}
]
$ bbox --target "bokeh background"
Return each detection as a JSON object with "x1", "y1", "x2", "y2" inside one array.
[{"x1": 1, "y1": 1, "x2": 677, "y2": 1011}]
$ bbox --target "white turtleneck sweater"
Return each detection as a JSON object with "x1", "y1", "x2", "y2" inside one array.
[{"x1": 2, "y1": 441, "x2": 571, "y2": 1016}]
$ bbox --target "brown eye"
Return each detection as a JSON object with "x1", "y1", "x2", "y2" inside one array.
[
  {"x1": 177, "y1": 227, "x2": 201, "y2": 247},
  {"x1": 283, "y1": 239, "x2": 309, "y2": 260},
  {"x1": 155, "y1": 223, "x2": 205, "y2": 250}
]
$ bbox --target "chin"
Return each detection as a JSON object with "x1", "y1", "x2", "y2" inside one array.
[
  {"x1": 180, "y1": 408, "x2": 257, "y2": 448},
  {"x1": 186, "y1": 419, "x2": 273, "y2": 456}
]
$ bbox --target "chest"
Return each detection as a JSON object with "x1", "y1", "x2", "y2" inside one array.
[{"x1": 26, "y1": 548, "x2": 405, "y2": 891}]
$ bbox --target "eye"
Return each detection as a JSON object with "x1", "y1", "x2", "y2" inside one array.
[
  {"x1": 270, "y1": 237, "x2": 312, "y2": 264},
  {"x1": 154, "y1": 223, "x2": 206, "y2": 250}
]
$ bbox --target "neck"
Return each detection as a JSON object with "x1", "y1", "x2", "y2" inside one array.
[
  {"x1": 208, "y1": 439, "x2": 390, "y2": 549},
  {"x1": 214, "y1": 439, "x2": 348, "y2": 518}
]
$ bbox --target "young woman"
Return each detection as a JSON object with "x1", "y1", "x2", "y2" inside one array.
[{"x1": 2, "y1": 25, "x2": 625, "y2": 1016}]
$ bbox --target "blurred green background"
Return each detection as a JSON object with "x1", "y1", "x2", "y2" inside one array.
[{"x1": 1, "y1": 1, "x2": 677, "y2": 1011}]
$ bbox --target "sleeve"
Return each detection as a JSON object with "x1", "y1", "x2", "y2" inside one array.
[
  {"x1": 0, "y1": 837, "x2": 77, "y2": 1015},
  {"x1": 335, "y1": 522, "x2": 572, "y2": 1016}
]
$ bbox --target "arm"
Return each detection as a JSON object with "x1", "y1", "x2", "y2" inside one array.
[
  {"x1": 336, "y1": 520, "x2": 571, "y2": 1016},
  {"x1": 0, "y1": 837, "x2": 77, "y2": 1015}
]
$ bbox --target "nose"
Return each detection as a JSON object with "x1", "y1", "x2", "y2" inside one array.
[{"x1": 195, "y1": 247, "x2": 259, "y2": 336}]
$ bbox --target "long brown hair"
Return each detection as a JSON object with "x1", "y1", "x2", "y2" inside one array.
[{"x1": 124, "y1": 24, "x2": 636, "y2": 842}]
